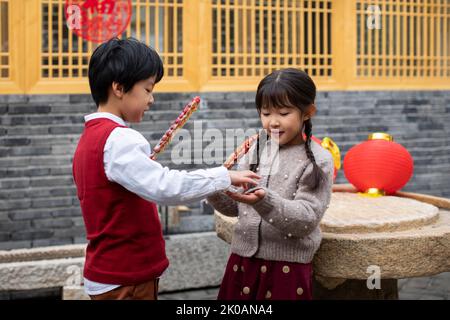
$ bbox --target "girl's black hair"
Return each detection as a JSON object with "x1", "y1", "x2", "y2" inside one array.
[
  {"x1": 88, "y1": 37, "x2": 164, "y2": 106},
  {"x1": 251, "y1": 68, "x2": 326, "y2": 190}
]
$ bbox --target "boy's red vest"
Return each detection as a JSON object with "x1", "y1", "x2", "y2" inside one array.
[{"x1": 72, "y1": 118, "x2": 169, "y2": 285}]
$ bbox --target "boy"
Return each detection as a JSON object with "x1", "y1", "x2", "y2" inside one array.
[{"x1": 72, "y1": 38, "x2": 259, "y2": 300}]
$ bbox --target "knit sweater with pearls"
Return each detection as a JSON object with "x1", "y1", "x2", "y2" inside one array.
[{"x1": 207, "y1": 139, "x2": 334, "y2": 264}]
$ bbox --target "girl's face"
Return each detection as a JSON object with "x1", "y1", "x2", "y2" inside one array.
[{"x1": 260, "y1": 106, "x2": 306, "y2": 146}]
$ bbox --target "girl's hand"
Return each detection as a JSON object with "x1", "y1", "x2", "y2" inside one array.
[
  {"x1": 228, "y1": 170, "x2": 261, "y2": 187},
  {"x1": 225, "y1": 189, "x2": 266, "y2": 204}
]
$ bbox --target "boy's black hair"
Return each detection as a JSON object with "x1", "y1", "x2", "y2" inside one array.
[
  {"x1": 88, "y1": 37, "x2": 164, "y2": 106},
  {"x1": 252, "y1": 68, "x2": 326, "y2": 191}
]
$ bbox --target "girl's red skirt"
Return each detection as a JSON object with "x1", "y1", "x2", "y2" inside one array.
[{"x1": 218, "y1": 253, "x2": 313, "y2": 300}]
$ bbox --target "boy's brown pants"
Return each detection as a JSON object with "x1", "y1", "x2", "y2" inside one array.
[{"x1": 89, "y1": 278, "x2": 159, "y2": 300}]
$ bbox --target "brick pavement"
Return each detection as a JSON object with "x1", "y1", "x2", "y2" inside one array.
[{"x1": 159, "y1": 272, "x2": 450, "y2": 300}]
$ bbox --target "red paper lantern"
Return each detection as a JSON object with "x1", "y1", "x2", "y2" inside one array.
[{"x1": 343, "y1": 133, "x2": 414, "y2": 196}]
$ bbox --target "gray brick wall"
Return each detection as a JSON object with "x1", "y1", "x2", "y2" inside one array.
[{"x1": 0, "y1": 91, "x2": 449, "y2": 250}]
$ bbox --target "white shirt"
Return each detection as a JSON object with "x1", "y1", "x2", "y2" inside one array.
[{"x1": 82, "y1": 112, "x2": 231, "y2": 295}]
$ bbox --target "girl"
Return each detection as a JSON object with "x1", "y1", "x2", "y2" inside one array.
[{"x1": 207, "y1": 68, "x2": 335, "y2": 300}]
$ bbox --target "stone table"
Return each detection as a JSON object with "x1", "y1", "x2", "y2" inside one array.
[{"x1": 214, "y1": 184, "x2": 450, "y2": 299}]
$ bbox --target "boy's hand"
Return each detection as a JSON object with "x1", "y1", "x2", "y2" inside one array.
[
  {"x1": 228, "y1": 170, "x2": 261, "y2": 188},
  {"x1": 225, "y1": 189, "x2": 266, "y2": 204}
]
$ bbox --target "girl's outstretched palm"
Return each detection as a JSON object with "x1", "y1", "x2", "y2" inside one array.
[{"x1": 225, "y1": 189, "x2": 266, "y2": 204}]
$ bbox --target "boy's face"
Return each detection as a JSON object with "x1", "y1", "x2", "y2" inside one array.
[{"x1": 120, "y1": 76, "x2": 156, "y2": 123}]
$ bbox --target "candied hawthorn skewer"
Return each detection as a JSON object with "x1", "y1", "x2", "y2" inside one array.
[
  {"x1": 223, "y1": 134, "x2": 259, "y2": 169},
  {"x1": 150, "y1": 96, "x2": 200, "y2": 160}
]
